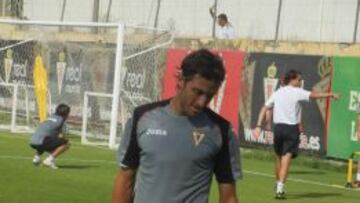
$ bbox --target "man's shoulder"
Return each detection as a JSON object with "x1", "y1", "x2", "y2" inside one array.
[
  {"x1": 281, "y1": 86, "x2": 309, "y2": 93},
  {"x1": 41, "y1": 115, "x2": 62, "y2": 124},
  {"x1": 225, "y1": 23, "x2": 234, "y2": 30},
  {"x1": 272, "y1": 86, "x2": 286, "y2": 96},
  {"x1": 204, "y1": 108, "x2": 230, "y2": 128},
  {"x1": 133, "y1": 99, "x2": 170, "y2": 118},
  {"x1": 50, "y1": 114, "x2": 62, "y2": 120}
]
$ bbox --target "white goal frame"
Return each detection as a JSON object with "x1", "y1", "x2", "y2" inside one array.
[
  {"x1": 81, "y1": 91, "x2": 113, "y2": 146},
  {"x1": 0, "y1": 82, "x2": 18, "y2": 132},
  {"x1": 0, "y1": 82, "x2": 52, "y2": 133}
]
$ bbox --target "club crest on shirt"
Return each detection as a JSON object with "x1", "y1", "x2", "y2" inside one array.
[{"x1": 192, "y1": 128, "x2": 205, "y2": 146}]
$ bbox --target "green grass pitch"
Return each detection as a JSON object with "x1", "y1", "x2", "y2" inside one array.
[{"x1": 0, "y1": 131, "x2": 359, "y2": 203}]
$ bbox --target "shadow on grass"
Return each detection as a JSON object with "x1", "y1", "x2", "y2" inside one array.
[
  {"x1": 58, "y1": 165, "x2": 97, "y2": 170},
  {"x1": 289, "y1": 170, "x2": 326, "y2": 175},
  {"x1": 287, "y1": 192, "x2": 341, "y2": 199}
]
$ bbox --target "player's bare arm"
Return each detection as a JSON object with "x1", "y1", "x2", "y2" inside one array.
[
  {"x1": 257, "y1": 105, "x2": 273, "y2": 127},
  {"x1": 255, "y1": 105, "x2": 271, "y2": 135},
  {"x1": 218, "y1": 183, "x2": 239, "y2": 203},
  {"x1": 112, "y1": 167, "x2": 136, "y2": 203},
  {"x1": 310, "y1": 92, "x2": 340, "y2": 100},
  {"x1": 58, "y1": 133, "x2": 64, "y2": 138},
  {"x1": 265, "y1": 109, "x2": 273, "y2": 131},
  {"x1": 209, "y1": 4, "x2": 216, "y2": 19}
]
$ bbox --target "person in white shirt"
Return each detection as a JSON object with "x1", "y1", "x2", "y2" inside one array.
[
  {"x1": 255, "y1": 70, "x2": 339, "y2": 199},
  {"x1": 209, "y1": 5, "x2": 236, "y2": 39}
]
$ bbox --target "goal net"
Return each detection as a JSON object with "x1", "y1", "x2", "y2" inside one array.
[
  {"x1": 0, "y1": 20, "x2": 173, "y2": 149},
  {"x1": 0, "y1": 82, "x2": 44, "y2": 133}
]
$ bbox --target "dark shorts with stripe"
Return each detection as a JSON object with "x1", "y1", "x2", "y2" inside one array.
[
  {"x1": 273, "y1": 124, "x2": 300, "y2": 158},
  {"x1": 30, "y1": 136, "x2": 68, "y2": 155}
]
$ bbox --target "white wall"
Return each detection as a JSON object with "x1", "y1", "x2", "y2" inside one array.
[
  {"x1": 279, "y1": 0, "x2": 357, "y2": 42},
  {"x1": 23, "y1": 0, "x2": 93, "y2": 22},
  {"x1": 220, "y1": 0, "x2": 279, "y2": 40},
  {"x1": 22, "y1": 0, "x2": 360, "y2": 43}
]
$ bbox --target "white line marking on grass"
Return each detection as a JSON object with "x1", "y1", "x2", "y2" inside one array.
[
  {"x1": 0, "y1": 155, "x2": 117, "y2": 165},
  {"x1": 0, "y1": 152, "x2": 357, "y2": 191},
  {"x1": 244, "y1": 170, "x2": 351, "y2": 191},
  {"x1": 0, "y1": 133, "x2": 112, "y2": 151},
  {"x1": 0, "y1": 134, "x2": 27, "y2": 139},
  {"x1": 70, "y1": 142, "x2": 112, "y2": 150}
]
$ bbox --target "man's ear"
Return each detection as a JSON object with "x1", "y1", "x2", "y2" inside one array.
[{"x1": 177, "y1": 75, "x2": 185, "y2": 91}]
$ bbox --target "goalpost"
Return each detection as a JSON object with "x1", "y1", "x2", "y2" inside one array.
[
  {"x1": 0, "y1": 19, "x2": 173, "y2": 149},
  {"x1": 0, "y1": 82, "x2": 18, "y2": 132},
  {"x1": 0, "y1": 82, "x2": 52, "y2": 133},
  {"x1": 81, "y1": 91, "x2": 113, "y2": 146}
]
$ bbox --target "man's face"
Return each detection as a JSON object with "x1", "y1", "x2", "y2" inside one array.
[
  {"x1": 217, "y1": 18, "x2": 226, "y2": 27},
  {"x1": 177, "y1": 75, "x2": 221, "y2": 117},
  {"x1": 291, "y1": 75, "x2": 303, "y2": 87}
]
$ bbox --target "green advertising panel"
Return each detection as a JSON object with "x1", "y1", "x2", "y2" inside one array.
[{"x1": 327, "y1": 57, "x2": 360, "y2": 159}]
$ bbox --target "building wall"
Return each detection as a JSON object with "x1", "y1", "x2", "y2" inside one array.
[{"x1": 22, "y1": 0, "x2": 360, "y2": 43}]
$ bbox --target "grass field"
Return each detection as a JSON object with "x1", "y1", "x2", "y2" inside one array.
[{"x1": 0, "y1": 131, "x2": 359, "y2": 203}]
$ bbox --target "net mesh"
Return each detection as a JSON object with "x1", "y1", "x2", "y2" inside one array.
[
  {"x1": 0, "y1": 21, "x2": 172, "y2": 148},
  {"x1": 82, "y1": 93, "x2": 112, "y2": 145},
  {"x1": 112, "y1": 26, "x2": 171, "y2": 146},
  {"x1": 0, "y1": 83, "x2": 15, "y2": 130}
]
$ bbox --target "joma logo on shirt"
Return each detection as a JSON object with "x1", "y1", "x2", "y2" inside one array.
[{"x1": 145, "y1": 128, "x2": 167, "y2": 136}]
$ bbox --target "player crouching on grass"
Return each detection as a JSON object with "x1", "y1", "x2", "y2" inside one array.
[{"x1": 29, "y1": 104, "x2": 71, "y2": 169}]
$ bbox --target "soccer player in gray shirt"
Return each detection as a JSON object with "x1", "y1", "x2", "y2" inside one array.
[
  {"x1": 29, "y1": 104, "x2": 71, "y2": 169},
  {"x1": 113, "y1": 49, "x2": 242, "y2": 203}
]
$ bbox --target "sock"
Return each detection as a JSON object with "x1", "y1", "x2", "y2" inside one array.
[
  {"x1": 276, "y1": 181, "x2": 284, "y2": 193},
  {"x1": 356, "y1": 173, "x2": 360, "y2": 181},
  {"x1": 46, "y1": 155, "x2": 55, "y2": 162},
  {"x1": 33, "y1": 154, "x2": 41, "y2": 161}
]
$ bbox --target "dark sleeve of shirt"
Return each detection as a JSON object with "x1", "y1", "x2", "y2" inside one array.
[
  {"x1": 214, "y1": 127, "x2": 242, "y2": 183},
  {"x1": 117, "y1": 116, "x2": 141, "y2": 169}
]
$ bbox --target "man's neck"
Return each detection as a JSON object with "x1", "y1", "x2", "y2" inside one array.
[
  {"x1": 169, "y1": 97, "x2": 185, "y2": 116},
  {"x1": 288, "y1": 83, "x2": 297, "y2": 88}
]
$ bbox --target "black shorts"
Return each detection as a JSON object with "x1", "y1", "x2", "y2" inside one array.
[
  {"x1": 273, "y1": 124, "x2": 300, "y2": 158},
  {"x1": 30, "y1": 136, "x2": 68, "y2": 154}
]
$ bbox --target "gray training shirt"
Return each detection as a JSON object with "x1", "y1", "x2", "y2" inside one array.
[
  {"x1": 30, "y1": 115, "x2": 66, "y2": 145},
  {"x1": 118, "y1": 100, "x2": 242, "y2": 203}
]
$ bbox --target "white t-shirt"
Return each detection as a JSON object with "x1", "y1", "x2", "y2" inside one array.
[
  {"x1": 217, "y1": 24, "x2": 236, "y2": 39},
  {"x1": 265, "y1": 86, "x2": 311, "y2": 125}
]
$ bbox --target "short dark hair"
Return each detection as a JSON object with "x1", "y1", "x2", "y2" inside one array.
[
  {"x1": 55, "y1": 103, "x2": 70, "y2": 118},
  {"x1": 218, "y1": 13, "x2": 228, "y2": 22},
  {"x1": 180, "y1": 49, "x2": 225, "y2": 85},
  {"x1": 284, "y1": 70, "x2": 301, "y2": 85}
]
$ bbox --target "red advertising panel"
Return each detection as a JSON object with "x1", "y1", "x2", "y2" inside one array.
[{"x1": 162, "y1": 48, "x2": 244, "y2": 135}]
